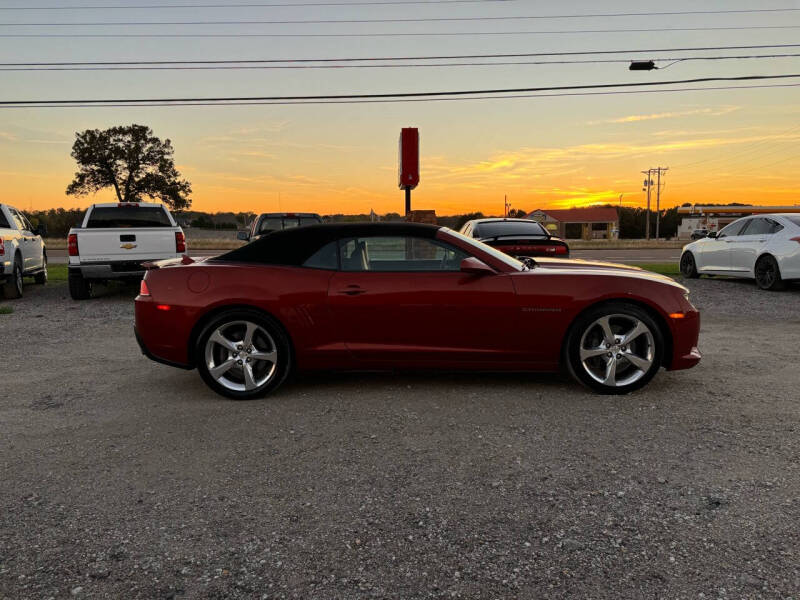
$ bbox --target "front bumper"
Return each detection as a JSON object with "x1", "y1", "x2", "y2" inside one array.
[{"x1": 666, "y1": 310, "x2": 702, "y2": 371}]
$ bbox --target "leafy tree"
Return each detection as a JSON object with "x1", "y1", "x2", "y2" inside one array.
[{"x1": 66, "y1": 124, "x2": 192, "y2": 210}]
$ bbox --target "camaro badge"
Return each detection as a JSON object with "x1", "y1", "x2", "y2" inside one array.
[{"x1": 120, "y1": 243, "x2": 137, "y2": 250}]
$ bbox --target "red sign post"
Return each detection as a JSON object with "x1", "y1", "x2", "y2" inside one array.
[{"x1": 398, "y1": 128, "x2": 419, "y2": 215}]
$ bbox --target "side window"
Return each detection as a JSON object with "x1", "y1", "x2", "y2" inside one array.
[
  {"x1": 766, "y1": 219, "x2": 783, "y2": 234},
  {"x1": 302, "y1": 241, "x2": 338, "y2": 270},
  {"x1": 718, "y1": 219, "x2": 749, "y2": 238},
  {"x1": 339, "y1": 236, "x2": 469, "y2": 272},
  {"x1": 742, "y1": 218, "x2": 773, "y2": 236},
  {"x1": 0, "y1": 209, "x2": 10, "y2": 229},
  {"x1": 10, "y1": 209, "x2": 27, "y2": 232}
]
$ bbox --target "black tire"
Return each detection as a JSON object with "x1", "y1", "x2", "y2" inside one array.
[
  {"x1": 195, "y1": 309, "x2": 292, "y2": 400},
  {"x1": 754, "y1": 255, "x2": 785, "y2": 291},
  {"x1": 68, "y1": 270, "x2": 92, "y2": 300},
  {"x1": 1, "y1": 256, "x2": 23, "y2": 299},
  {"x1": 680, "y1": 251, "x2": 699, "y2": 278},
  {"x1": 565, "y1": 301, "x2": 665, "y2": 395},
  {"x1": 34, "y1": 253, "x2": 47, "y2": 285}
]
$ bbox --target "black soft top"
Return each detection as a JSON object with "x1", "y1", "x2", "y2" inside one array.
[{"x1": 215, "y1": 222, "x2": 441, "y2": 266}]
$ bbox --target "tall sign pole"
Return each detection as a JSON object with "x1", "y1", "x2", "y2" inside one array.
[{"x1": 399, "y1": 128, "x2": 420, "y2": 218}]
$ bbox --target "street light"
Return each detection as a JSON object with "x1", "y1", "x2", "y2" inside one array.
[{"x1": 629, "y1": 60, "x2": 657, "y2": 71}]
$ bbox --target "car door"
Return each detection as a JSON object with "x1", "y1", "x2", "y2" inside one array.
[
  {"x1": 9, "y1": 209, "x2": 38, "y2": 272},
  {"x1": 701, "y1": 219, "x2": 750, "y2": 272},
  {"x1": 20, "y1": 212, "x2": 44, "y2": 270},
  {"x1": 327, "y1": 234, "x2": 523, "y2": 367},
  {"x1": 729, "y1": 217, "x2": 779, "y2": 274}
]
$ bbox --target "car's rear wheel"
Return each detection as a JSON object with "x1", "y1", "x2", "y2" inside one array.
[
  {"x1": 680, "y1": 252, "x2": 699, "y2": 278},
  {"x1": 754, "y1": 255, "x2": 785, "y2": 291},
  {"x1": 34, "y1": 253, "x2": 47, "y2": 285},
  {"x1": 196, "y1": 309, "x2": 291, "y2": 400},
  {"x1": 566, "y1": 302, "x2": 664, "y2": 395},
  {"x1": 68, "y1": 270, "x2": 92, "y2": 300},
  {"x1": 1, "y1": 256, "x2": 23, "y2": 299}
]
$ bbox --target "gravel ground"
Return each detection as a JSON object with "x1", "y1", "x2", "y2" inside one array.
[{"x1": 1, "y1": 277, "x2": 799, "y2": 599}]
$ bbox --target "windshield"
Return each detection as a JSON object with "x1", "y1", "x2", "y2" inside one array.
[
  {"x1": 257, "y1": 215, "x2": 321, "y2": 234},
  {"x1": 474, "y1": 221, "x2": 547, "y2": 238},
  {"x1": 444, "y1": 228, "x2": 525, "y2": 271},
  {"x1": 86, "y1": 206, "x2": 172, "y2": 228}
]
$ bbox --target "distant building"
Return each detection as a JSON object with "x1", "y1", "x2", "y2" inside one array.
[
  {"x1": 406, "y1": 209, "x2": 437, "y2": 225},
  {"x1": 676, "y1": 205, "x2": 800, "y2": 239},
  {"x1": 527, "y1": 207, "x2": 619, "y2": 240}
]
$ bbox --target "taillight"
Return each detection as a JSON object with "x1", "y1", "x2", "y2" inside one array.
[
  {"x1": 68, "y1": 233, "x2": 79, "y2": 256},
  {"x1": 0, "y1": 238, "x2": 5, "y2": 256},
  {"x1": 175, "y1": 231, "x2": 186, "y2": 253},
  {"x1": 139, "y1": 279, "x2": 150, "y2": 296},
  {"x1": 791, "y1": 236, "x2": 800, "y2": 244}
]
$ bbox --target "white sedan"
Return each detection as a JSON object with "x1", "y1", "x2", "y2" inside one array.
[{"x1": 680, "y1": 214, "x2": 800, "y2": 290}]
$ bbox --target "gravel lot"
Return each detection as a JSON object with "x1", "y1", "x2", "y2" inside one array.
[{"x1": 1, "y1": 277, "x2": 799, "y2": 599}]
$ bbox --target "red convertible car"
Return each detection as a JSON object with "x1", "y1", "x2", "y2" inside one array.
[{"x1": 135, "y1": 223, "x2": 700, "y2": 399}]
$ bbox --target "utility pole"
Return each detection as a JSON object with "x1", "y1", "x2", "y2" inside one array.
[
  {"x1": 642, "y1": 167, "x2": 668, "y2": 239},
  {"x1": 654, "y1": 166, "x2": 668, "y2": 239},
  {"x1": 641, "y1": 169, "x2": 653, "y2": 240},
  {"x1": 504, "y1": 194, "x2": 511, "y2": 217}
]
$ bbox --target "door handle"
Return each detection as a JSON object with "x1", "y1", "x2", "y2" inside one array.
[{"x1": 338, "y1": 285, "x2": 366, "y2": 296}]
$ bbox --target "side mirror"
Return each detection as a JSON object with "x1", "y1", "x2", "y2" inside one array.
[
  {"x1": 236, "y1": 230, "x2": 250, "y2": 241},
  {"x1": 34, "y1": 223, "x2": 47, "y2": 236},
  {"x1": 460, "y1": 256, "x2": 495, "y2": 276},
  {"x1": 707, "y1": 232, "x2": 717, "y2": 239}
]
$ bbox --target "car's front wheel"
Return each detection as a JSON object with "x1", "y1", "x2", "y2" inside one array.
[
  {"x1": 565, "y1": 302, "x2": 664, "y2": 395},
  {"x1": 196, "y1": 309, "x2": 292, "y2": 400},
  {"x1": 754, "y1": 255, "x2": 785, "y2": 291},
  {"x1": 680, "y1": 252, "x2": 699, "y2": 278}
]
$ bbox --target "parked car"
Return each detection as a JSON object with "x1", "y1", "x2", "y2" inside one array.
[
  {"x1": 135, "y1": 223, "x2": 700, "y2": 399},
  {"x1": 459, "y1": 218, "x2": 569, "y2": 258},
  {"x1": 67, "y1": 202, "x2": 186, "y2": 300},
  {"x1": 690, "y1": 228, "x2": 710, "y2": 240},
  {"x1": 237, "y1": 212, "x2": 323, "y2": 243},
  {"x1": 0, "y1": 203, "x2": 47, "y2": 299},
  {"x1": 680, "y1": 214, "x2": 800, "y2": 290}
]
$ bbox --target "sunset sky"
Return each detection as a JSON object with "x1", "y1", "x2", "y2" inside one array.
[{"x1": 1, "y1": 0, "x2": 798, "y2": 216}]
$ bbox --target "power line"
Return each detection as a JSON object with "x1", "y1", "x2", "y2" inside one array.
[
  {"x1": 3, "y1": 54, "x2": 800, "y2": 71},
  {"x1": 6, "y1": 8, "x2": 800, "y2": 25},
  {"x1": 4, "y1": 25, "x2": 800, "y2": 38},
  {"x1": 2, "y1": 83, "x2": 798, "y2": 108},
  {"x1": 4, "y1": 44, "x2": 800, "y2": 66},
  {"x1": 0, "y1": 0, "x2": 515, "y2": 9},
  {"x1": 2, "y1": 74, "x2": 799, "y2": 106}
]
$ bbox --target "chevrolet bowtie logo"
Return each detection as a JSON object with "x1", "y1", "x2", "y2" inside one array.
[{"x1": 120, "y1": 243, "x2": 137, "y2": 250}]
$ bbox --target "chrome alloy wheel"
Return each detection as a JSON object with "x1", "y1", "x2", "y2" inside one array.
[
  {"x1": 578, "y1": 314, "x2": 655, "y2": 387},
  {"x1": 204, "y1": 320, "x2": 278, "y2": 392}
]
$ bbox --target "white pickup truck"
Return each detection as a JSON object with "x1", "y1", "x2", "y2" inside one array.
[
  {"x1": 0, "y1": 203, "x2": 48, "y2": 299},
  {"x1": 67, "y1": 202, "x2": 187, "y2": 300}
]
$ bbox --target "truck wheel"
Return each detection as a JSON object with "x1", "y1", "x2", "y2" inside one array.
[
  {"x1": 68, "y1": 270, "x2": 92, "y2": 300},
  {"x1": 1, "y1": 256, "x2": 23, "y2": 299},
  {"x1": 34, "y1": 253, "x2": 48, "y2": 285}
]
